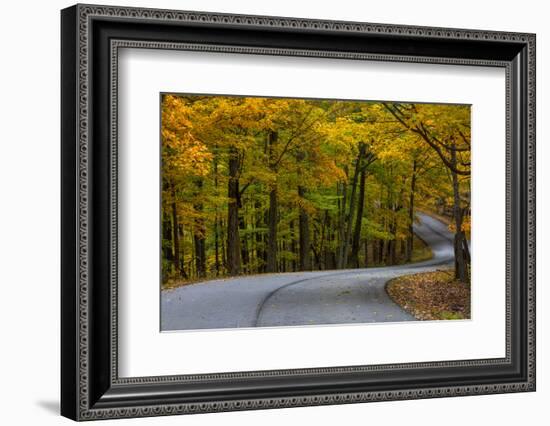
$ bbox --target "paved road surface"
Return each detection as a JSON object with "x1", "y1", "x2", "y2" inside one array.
[{"x1": 161, "y1": 213, "x2": 454, "y2": 331}]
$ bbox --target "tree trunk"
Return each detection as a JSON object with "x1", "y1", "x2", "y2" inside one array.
[
  {"x1": 227, "y1": 148, "x2": 241, "y2": 276},
  {"x1": 214, "y1": 153, "x2": 220, "y2": 276},
  {"x1": 193, "y1": 232, "x2": 206, "y2": 278},
  {"x1": 193, "y1": 179, "x2": 206, "y2": 279},
  {"x1": 290, "y1": 220, "x2": 297, "y2": 272},
  {"x1": 339, "y1": 143, "x2": 366, "y2": 268},
  {"x1": 337, "y1": 180, "x2": 347, "y2": 268},
  {"x1": 451, "y1": 142, "x2": 467, "y2": 282},
  {"x1": 266, "y1": 188, "x2": 278, "y2": 273},
  {"x1": 266, "y1": 131, "x2": 279, "y2": 273},
  {"x1": 350, "y1": 165, "x2": 367, "y2": 268},
  {"x1": 221, "y1": 219, "x2": 227, "y2": 272},
  {"x1": 214, "y1": 215, "x2": 220, "y2": 276},
  {"x1": 298, "y1": 185, "x2": 310, "y2": 270},
  {"x1": 389, "y1": 218, "x2": 397, "y2": 265},
  {"x1": 162, "y1": 212, "x2": 173, "y2": 264},
  {"x1": 255, "y1": 200, "x2": 265, "y2": 273},
  {"x1": 239, "y1": 215, "x2": 249, "y2": 274},
  {"x1": 170, "y1": 182, "x2": 184, "y2": 277},
  {"x1": 406, "y1": 159, "x2": 417, "y2": 262},
  {"x1": 379, "y1": 239, "x2": 385, "y2": 264}
]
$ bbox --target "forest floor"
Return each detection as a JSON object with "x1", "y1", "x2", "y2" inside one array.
[{"x1": 386, "y1": 269, "x2": 471, "y2": 320}]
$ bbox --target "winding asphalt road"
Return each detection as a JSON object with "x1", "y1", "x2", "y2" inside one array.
[{"x1": 161, "y1": 213, "x2": 454, "y2": 331}]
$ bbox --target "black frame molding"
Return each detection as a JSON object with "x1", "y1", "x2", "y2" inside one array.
[{"x1": 61, "y1": 4, "x2": 535, "y2": 421}]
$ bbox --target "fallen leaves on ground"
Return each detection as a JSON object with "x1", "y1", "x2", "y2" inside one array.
[{"x1": 386, "y1": 269, "x2": 470, "y2": 320}]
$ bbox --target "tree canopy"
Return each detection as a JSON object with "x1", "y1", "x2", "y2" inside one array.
[{"x1": 161, "y1": 94, "x2": 471, "y2": 285}]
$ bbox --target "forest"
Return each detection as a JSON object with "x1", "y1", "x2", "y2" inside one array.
[{"x1": 161, "y1": 94, "x2": 471, "y2": 287}]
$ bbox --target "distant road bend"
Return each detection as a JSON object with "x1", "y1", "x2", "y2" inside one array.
[{"x1": 161, "y1": 213, "x2": 454, "y2": 331}]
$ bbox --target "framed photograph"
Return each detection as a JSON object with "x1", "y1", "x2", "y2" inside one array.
[{"x1": 61, "y1": 4, "x2": 536, "y2": 421}]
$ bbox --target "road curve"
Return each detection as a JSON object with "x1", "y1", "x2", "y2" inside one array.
[{"x1": 161, "y1": 213, "x2": 454, "y2": 331}]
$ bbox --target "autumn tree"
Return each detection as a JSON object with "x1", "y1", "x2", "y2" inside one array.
[
  {"x1": 160, "y1": 94, "x2": 470, "y2": 285},
  {"x1": 383, "y1": 103, "x2": 471, "y2": 281}
]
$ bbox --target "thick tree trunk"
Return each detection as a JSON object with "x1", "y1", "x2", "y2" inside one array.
[
  {"x1": 451, "y1": 144, "x2": 467, "y2": 282},
  {"x1": 350, "y1": 166, "x2": 367, "y2": 268},
  {"x1": 298, "y1": 185, "x2": 311, "y2": 270},
  {"x1": 339, "y1": 143, "x2": 366, "y2": 268},
  {"x1": 227, "y1": 148, "x2": 241, "y2": 276}
]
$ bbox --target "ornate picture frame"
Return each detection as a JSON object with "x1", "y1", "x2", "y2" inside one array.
[{"x1": 61, "y1": 4, "x2": 535, "y2": 421}]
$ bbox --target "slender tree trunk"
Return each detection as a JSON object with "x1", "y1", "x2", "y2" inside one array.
[
  {"x1": 221, "y1": 219, "x2": 227, "y2": 273},
  {"x1": 318, "y1": 212, "x2": 327, "y2": 270},
  {"x1": 214, "y1": 153, "x2": 220, "y2": 276},
  {"x1": 255, "y1": 200, "x2": 265, "y2": 273},
  {"x1": 322, "y1": 212, "x2": 332, "y2": 270},
  {"x1": 350, "y1": 165, "x2": 367, "y2": 267},
  {"x1": 162, "y1": 212, "x2": 173, "y2": 264},
  {"x1": 391, "y1": 218, "x2": 398, "y2": 265},
  {"x1": 290, "y1": 220, "x2": 297, "y2": 272},
  {"x1": 267, "y1": 188, "x2": 278, "y2": 272},
  {"x1": 364, "y1": 239, "x2": 369, "y2": 267},
  {"x1": 170, "y1": 181, "x2": 184, "y2": 277},
  {"x1": 266, "y1": 131, "x2": 279, "y2": 273},
  {"x1": 298, "y1": 185, "x2": 311, "y2": 270},
  {"x1": 178, "y1": 224, "x2": 187, "y2": 278},
  {"x1": 227, "y1": 147, "x2": 241, "y2": 276},
  {"x1": 312, "y1": 227, "x2": 320, "y2": 270},
  {"x1": 239, "y1": 215, "x2": 249, "y2": 274},
  {"x1": 193, "y1": 179, "x2": 206, "y2": 278},
  {"x1": 406, "y1": 159, "x2": 417, "y2": 262},
  {"x1": 193, "y1": 232, "x2": 206, "y2": 278},
  {"x1": 214, "y1": 215, "x2": 220, "y2": 276},
  {"x1": 337, "y1": 180, "x2": 348, "y2": 268}
]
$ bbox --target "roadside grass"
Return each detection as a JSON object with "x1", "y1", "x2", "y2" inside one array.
[
  {"x1": 162, "y1": 280, "x2": 186, "y2": 290},
  {"x1": 386, "y1": 269, "x2": 471, "y2": 320},
  {"x1": 162, "y1": 233, "x2": 434, "y2": 290}
]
